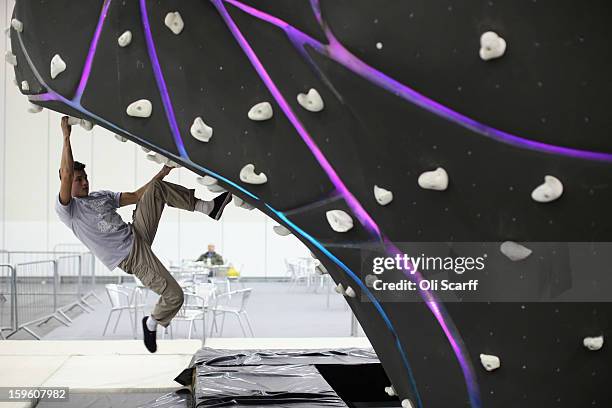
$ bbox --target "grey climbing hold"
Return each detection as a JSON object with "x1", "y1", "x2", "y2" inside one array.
[
  {"x1": 114, "y1": 134, "x2": 128, "y2": 143},
  {"x1": 165, "y1": 159, "x2": 181, "y2": 168},
  {"x1": 50, "y1": 54, "x2": 66, "y2": 79},
  {"x1": 4, "y1": 27, "x2": 10, "y2": 38},
  {"x1": 67, "y1": 117, "x2": 81, "y2": 126},
  {"x1": 117, "y1": 30, "x2": 132, "y2": 47},
  {"x1": 418, "y1": 167, "x2": 449, "y2": 191},
  {"x1": 196, "y1": 175, "x2": 218, "y2": 186},
  {"x1": 297, "y1": 88, "x2": 324, "y2": 112},
  {"x1": 190, "y1": 117, "x2": 213, "y2": 142},
  {"x1": 480, "y1": 31, "x2": 506, "y2": 61},
  {"x1": 21, "y1": 81, "x2": 29, "y2": 92},
  {"x1": 583, "y1": 335, "x2": 604, "y2": 351},
  {"x1": 531, "y1": 175, "x2": 563, "y2": 203},
  {"x1": 240, "y1": 164, "x2": 267, "y2": 185},
  {"x1": 500, "y1": 241, "x2": 532, "y2": 261},
  {"x1": 5, "y1": 51, "x2": 17, "y2": 66},
  {"x1": 334, "y1": 283, "x2": 345, "y2": 295},
  {"x1": 374, "y1": 185, "x2": 393, "y2": 205},
  {"x1": 365, "y1": 274, "x2": 378, "y2": 288},
  {"x1": 27, "y1": 102, "x2": 43, "y2": 113},
  {"x1": 11, "y1": 18, "x2": 23, "y2": 33},
  {"x1": 480, "y1": 353, "x2": 501, "y2": 371},
  {"x1": 326, "y1": 210, "x2": 354, "y2": 232},
  {"x1": 207, "y1": 184, "x2": 226, "y2": 193},
  {"x1": 273, "y1": 225, "x2": 291, "y2": 236},
  {"x1": 140, "y1": 146, "x2": 151, "y2": 153},
  {"x1": 248, "y1": 102, "x2": 273, "y2": 121},
  {"x1": 126, "y1": 99, "x2": 152, "y2": 118},
  {"x1": 384, "y1": 386, "x2": 397, "y2": 397},
  {"x1": 401, "y1": 399, "x2": 414, "y2": 408},
  {"x1": 344, "y1": 286, "x2": 356, "y2": 298},
  {"x1": 233, "y1": 196, "x2": 255, "y2": 210},
  {"x1": 80, "y1": 119, "x2": 94, "y2": 131},
  {"x1": 164, "y1": 11, "x2": 184, "y2": 35}
]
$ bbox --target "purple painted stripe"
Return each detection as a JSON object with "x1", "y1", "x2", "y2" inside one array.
[
  {"x1": 139, "y1": 0, "x2": 188, "y2": 158},
  {"x1": 216, "y1": 0, "x2": 380, "y2": 237},
  {"x1": 74, "y1": 0, "x2": 112, "y2": 103},
  {"x1": 226, "y1": 0, "x2": 612, "y2": 163}
]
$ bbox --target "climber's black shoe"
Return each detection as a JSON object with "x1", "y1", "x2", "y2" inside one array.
[
  {"x1": 209, "y1": 192, "x2": 232, "y2": 220},
  {"x1": 142, "y1": 316, "x2": 157, "y2": 353}
]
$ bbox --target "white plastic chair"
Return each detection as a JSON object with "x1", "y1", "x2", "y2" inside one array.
[
  {"x1": 103, "y1": 284, "x2": 144, "y2": 338},
  {"x1": 163, "y1": 284, "x2": 217, "y2": 344},
  {"x1": 209, "y1": 288, "x2": 254, "y2": 337}
]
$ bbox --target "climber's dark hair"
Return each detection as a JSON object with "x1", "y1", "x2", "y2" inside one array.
[{"x1": 58, "y1": 161, "x2": 86, "y2": 180}]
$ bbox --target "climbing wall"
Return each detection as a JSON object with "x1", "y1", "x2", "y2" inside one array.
[{"x1": 7, "y1": 0, "x2": 612, "y2": 407}]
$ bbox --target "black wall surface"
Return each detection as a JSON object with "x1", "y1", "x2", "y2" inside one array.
[{"x1": 9, "y1": 1, "x2": 611, "y2": 407}]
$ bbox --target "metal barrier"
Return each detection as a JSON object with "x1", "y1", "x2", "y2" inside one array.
[
  {"x1": 0, "y1": 250, "x2": 103, "y2": 340},
  {"x1": 0, "y1": 265, "x2": 16, "y2": 339},
  {"x1": 55, "y1": 255, "x2": 92, "y2": 324},
  {"x1": 7, "y1": 260, "x2": 69, "y2": 339}
]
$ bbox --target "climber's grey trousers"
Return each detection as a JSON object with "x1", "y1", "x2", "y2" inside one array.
[{"x1": 118, "y1": 180, "x2": 196, "y2": 327}]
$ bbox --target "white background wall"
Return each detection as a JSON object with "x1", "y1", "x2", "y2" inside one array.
[{"x1": 0, "y1": 0, "x2": 310, "y2": 277}]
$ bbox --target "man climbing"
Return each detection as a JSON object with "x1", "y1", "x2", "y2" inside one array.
[{"x1": 55, "y1": 116, "x2": 232, "y2": 352}]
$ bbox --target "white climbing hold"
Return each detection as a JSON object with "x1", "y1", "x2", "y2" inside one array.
[
  {"x1": 376, "y1": 42, "x2": 383, "y2": 50},
  {"x1": 326, "y1": 210, "x2": 354, "y2": 233},
  {"x1": 344, "y1": 286, "x2": 356, "y2": 298},
  {"x1": 4, "y1": 27, "x2": 10, "y2": 38},
  {"x1": 80, "y1": 119, "x2": 94, "y2": 131},
  {"x1": 401, "y1": 399, "x2": 414, "y2": 408},
  {"x1": 418, "y1": 167, "x2": 449, "y2": 191},
  {"x1": 247, "y1": 102, "x2": 273, "y2": 121},
  {"x1": 479, "y1": 31, "x2": 506, "y2": 61},
  {"x1": 374, "y1": 185, "x2": 393, "y2": 206},
  {"x1": 165, "y1": 159, "x2": 181, "y2": 168},
  {"x1": 11, "y1": 18, "x2": 23, "y2": 33},
  {"x1": 117, "y1": 30, "x2": 132, "y2": 47},
  {"x1": 126, "y1": 99, "x2": 152, "y2": 118},
  {"x1": 480, "y1": 354, "x2": 501, "y2": 371},
  {"x1": 114, "y1": 134, "x2": 128, "y2": 143},
  {"x1": 140, "y1": 146, "x2": 151, "y2": 153},
  {"x1": 297, "y1": 88, "x2": 324, "y2": 112},
  {"x1": 190, "y1": 117, "x2": 213, "y2": 142},
  {"x1": 500, "y1": 241, "x2": 532, "y2": 261},
  {"x1": 273, "y1": 225, "x2": 291, "y2": 236},
  {"x1": 240, "y1": 164, "x2": 267, "y2": 185},
  {"x1": 164, "y1": 11, "x2": 184, "y2": 35},
  {"x1": 50, "y1": 54, "x2": 66, "y2": 79},
  {"x1": 196, "y1": 175, "x2": 218, "y2": 186},
  {"x1": 315, "y1": 262, "x2": 328, "y2": 275},
  {"x1": 5, "y1": 51, "x2": 17, "y2": 66},
  {"x1": 27, "y1": 102, "x2": 43, "y2": 113},
  {"x1": 384, "y1": 386, "x2": 396, "y2": 397},
  {"x1": 21, "y1": 81, "x2": 29, "y2": 92},
  {"x1": 335, "y1": 283, "x2": 345, "y2": 295},
  {"x1": 67, "y1": 116, "x2": 81, "y2": 126},
  {"x1": 583, "y1": 336, "x2": 604, "y2": 351},
  {"x1": 233, "y1": 196, "x2": 255, "y2": 210},
  {"x1": 207, "y1": 184, "x2": 226, "y2": 193},
  {"x1": 531, "y1": 175, "x2": 563, "y2": 203},
  {"x1": 146, "y1": 152, "x2": 166, "y2": 165}
]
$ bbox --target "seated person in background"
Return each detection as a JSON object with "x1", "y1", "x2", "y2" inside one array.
[{"x1": 197, "y1": 244, "x2": 224, "y2": 265}]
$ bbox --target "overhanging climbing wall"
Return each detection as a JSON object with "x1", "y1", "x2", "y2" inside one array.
[{"x1": 7, "y1": 0, "x2": 612, "y2": 407}]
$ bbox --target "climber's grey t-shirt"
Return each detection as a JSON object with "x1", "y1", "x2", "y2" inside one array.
[{"x1": 55, "y1": 190, "x2": 133, "y2": 270}]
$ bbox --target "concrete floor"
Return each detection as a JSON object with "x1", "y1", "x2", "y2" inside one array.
[{"x1": 36, "y1": 280, "x2": 361, "y2": 341}]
